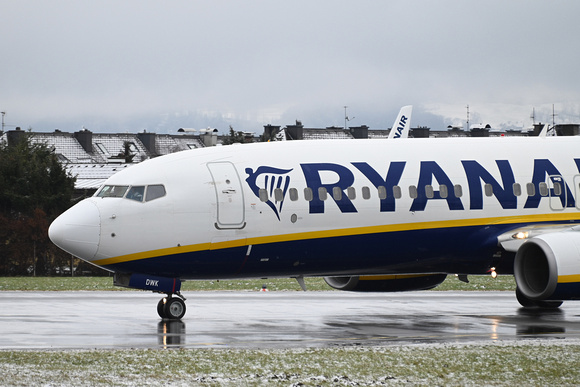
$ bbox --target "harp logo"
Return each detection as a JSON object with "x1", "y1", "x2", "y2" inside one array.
[{"x1": 245, "y1": 166, "x2": 293, "y2": 220}]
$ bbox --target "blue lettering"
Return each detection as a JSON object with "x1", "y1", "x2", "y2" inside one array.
[
  {"x1": 394, "y1": 115, "x2": 407, "y2": 138},
  {"x1": 462, "y1": 160, "x2": 517, "y2": 210},
  {"x1": 301, "y1": 163, "x2": 357, "y2": 214},
  {"x1": 410, "y1": 161, "x2": 464, "y2": 212},
  {"x1": 524, "y1": 159, "x2": 575, "y2": 208},
  {"x1": 352, "y1": 161, "x2": 406, "y2": 212}
]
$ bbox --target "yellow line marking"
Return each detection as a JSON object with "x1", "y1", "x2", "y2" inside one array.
[
  {"x1": 92, "y1": 212, "x2": 580, "y2": 266},
  {"x1": 359, "y1": 274, "x2": 432, "y2": 280},
  {"x1": 558, "y1": 274, "x2": 580, "y2": 283}
]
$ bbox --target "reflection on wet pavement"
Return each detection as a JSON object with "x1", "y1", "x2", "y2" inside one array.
[{"x1": 1, "y1": 291, "x2": 580, "y2": 349}]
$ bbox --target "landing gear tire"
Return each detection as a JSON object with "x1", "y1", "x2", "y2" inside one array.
[
  {"x1": 536, "y1": 300, "x2": 563, "y2": 309},
  {"x1": 157, "y1": 298, "x2": 168, "y2": 319},
  {"x1": 515, "y1": 287, "x2": 563, "y2": 309},
  {"x1": 158, "y1": 297, "x2": 186, "y2": 320}
]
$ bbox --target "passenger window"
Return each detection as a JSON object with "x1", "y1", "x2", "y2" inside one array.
[
  {"x1": 513, "y1": 183, "x2": 522, "y2": 196},
  {"x1": 145, "y1": 185, "x2": 166, "y2": 202},
  {"x1": 553, "y1": 182, "x2": 562, "y2": 196},
  {"x1": 318, "y1": 187, "x2": 328, "y2": 201},
  {"x1": 454, "y1": 184, "x2": 463, "y2": 198},
  {"x1": 289, "y1": 188, "x2": 299, "y2": 201},
  {"x1": 97, "y1": 185, "x2": 129, "y2": 198},
  {"x1": 409, "y1": 185, "x2": 418, "y2": 199},
  {"x1": 539, "y1": 182, "x2": 549, "y2": 197},
  {"x1": 126, "y1": 186, "x2": 145, "y2": 202},
  {"x1": 484, "y1": 184, "x2": 493, "y2": 197},
  {"x1": 258, "y1": 188, "x2": 268, "y2": 202},
  {"x1": 304, "y1": 187, "x2": 313, "y2": 201},
  {"x1": 393, "y1": 186, "x2": 402, "y2": 199},
  {"x1": 425, "y1": 185, "x2": 434, "y2": 199},
  {"x1": 526, "y1": 183, "x2": 536, "y2": 196},
  {"x1": 332, "y1": 187, "x2": 342, "y2": 201},
  {"x1": 439, "y1": 184, "x2": 448, "y2": 199},
  {"x1": 378, "y1": 186, "x2": 387, "y2": 200},
  {"x1": 362, "y1": 186, "x2": 371, "y2": 200},
  {"x1": 274, "y1": 188, "x2": 284, "y2": 202},
  {"x1": 347, "y1": 187, "x2": 356, "y2": 200}
]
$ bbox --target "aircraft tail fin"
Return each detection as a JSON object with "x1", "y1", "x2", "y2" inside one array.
[
  {"x1": 538, "y1": 124, "x2": 556, "y2": 137},
  {"x1": 388, "y1": 105, "x2": 413, "y2": 139}
]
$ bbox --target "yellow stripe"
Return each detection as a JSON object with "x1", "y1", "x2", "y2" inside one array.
[
  {"x1": 359, "y1": 274, "x2": 431, "y2": 281},
  {"x1": 558, "y1": 274, "x2": 580, "y2": 283},
  {"x1": 92, "y1": 212, "x2": 580, "y2": 266},
  {"x1": 94, "y1": 243, "x2": 211, "y2": 266}
]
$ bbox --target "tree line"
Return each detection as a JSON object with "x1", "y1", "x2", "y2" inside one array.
[
  {"x1": 0, "y1": 133, "x2": 100, "y2": 276},
  {"x1": 0, "y1": 127, "x2": 272, "y2": 276}
]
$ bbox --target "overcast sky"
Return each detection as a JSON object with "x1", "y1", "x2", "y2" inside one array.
[{"x1": 2, "y1": 1, "x2": 580, "y2": 133}]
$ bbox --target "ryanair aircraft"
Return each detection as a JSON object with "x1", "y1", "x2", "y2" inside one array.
[{"x1": 49, "y1": 134, "x2": 580, "y2": 319}]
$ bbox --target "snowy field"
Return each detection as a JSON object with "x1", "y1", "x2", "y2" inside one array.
[{"x1": 1, "y1": 340, "x2": 579, "y2": 386}]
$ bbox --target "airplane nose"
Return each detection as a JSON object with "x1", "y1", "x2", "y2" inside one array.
[{"x1": 49, "y1": 199, "x2": 101, "y2": 261}]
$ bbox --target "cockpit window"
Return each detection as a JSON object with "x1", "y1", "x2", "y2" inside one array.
[
  {"x1": 96, "y1": 184, "x2": 166, "y2": 202},
  {"x1": 126, "y1": 186, "x2": 145, "y2": 202},
  {"x1": 145, "y1": 185, "x2": 166, "y2": 202},
  {"x1": 97, "y1": 185, "x2": 129, "y2": 198}
]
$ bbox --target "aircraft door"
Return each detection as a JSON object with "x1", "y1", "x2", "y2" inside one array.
[
  {"x1": 548, "y1": 175, "x2": 566, "y2": 211},
  {"x1": 207, "y1": 162, "x2": 246, "y2": 229},
  {"x1": 574, "y1": 175, "x2": 580, "y2": 211}
]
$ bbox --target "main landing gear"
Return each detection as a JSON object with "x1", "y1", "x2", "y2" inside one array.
[
  {"x1": 515, "y1": 287, "x2": 563, "y2": 309},
  {"x1": 157, "y1": 292, "x2": 187, "y2": 320}
]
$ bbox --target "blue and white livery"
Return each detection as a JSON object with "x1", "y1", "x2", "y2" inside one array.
[
  {"x1": 388, "y1": 105, "x2": 412, "y2": 139},
  {"x1": 49, "y1": 134, "x2": 580, "y2": 319}
]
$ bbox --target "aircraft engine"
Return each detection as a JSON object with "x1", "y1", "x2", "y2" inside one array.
[
  {"x1": 323, "y1": 274, "x2": 447, "y2": 292},
  {"x1": 514, "y1": 231, "x2": 580, "y2": 301}
]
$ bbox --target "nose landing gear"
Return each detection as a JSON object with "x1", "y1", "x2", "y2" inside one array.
[
  {"x1": 157, "y1": 293, "x2": 187, "y2": 320},
  {"x1": 112, "y1": 273, "x2": 187, "y2": 319}
]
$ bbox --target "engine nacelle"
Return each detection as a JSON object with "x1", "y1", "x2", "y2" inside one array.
[
  {"x1": 514, "y1": 231, "x2": 580, "y2": 301},
  {"x1": 324, "y1": 274, "x2": 447, "y2": 292}
]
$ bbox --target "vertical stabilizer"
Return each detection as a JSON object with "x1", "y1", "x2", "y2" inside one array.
[
  {"x1": 538, "y1": 124, "x2": 556, "y2": 137},
  {"x1": 388, "y1": 105, "x2": 413, "y2": 139}
]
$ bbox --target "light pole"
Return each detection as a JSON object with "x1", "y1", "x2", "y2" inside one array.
[
  {"x1": 1, "y1": 111, "x2": 5, "y2": 132},
  {"x1": 344, "y1": 106, "x2": 354, "y2": 129}
]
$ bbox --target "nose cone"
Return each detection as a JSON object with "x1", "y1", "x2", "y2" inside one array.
[{"x1": 49, "y1": 200, "x2": 101, "y2": 261}]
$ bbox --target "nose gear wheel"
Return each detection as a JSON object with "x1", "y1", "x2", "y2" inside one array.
[{"x1": 157, "y1": 296, "x2": 187, "y2": 320}]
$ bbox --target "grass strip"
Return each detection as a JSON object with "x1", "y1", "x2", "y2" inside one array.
[
  {"x1": 0, "y1": 342, "x2": 577, "y2": 386},
  {"x1": 0, "y1": 275, "x2": 516, "y2": 292}
]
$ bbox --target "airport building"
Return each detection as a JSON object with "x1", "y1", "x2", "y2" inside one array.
[{"x1": 1, "y1": 122, "x2": 578, "y2": 195}]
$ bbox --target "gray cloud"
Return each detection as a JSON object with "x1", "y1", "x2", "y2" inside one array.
[{"x1": 2, "y1": 0, "x2": 579, "y2": 133}]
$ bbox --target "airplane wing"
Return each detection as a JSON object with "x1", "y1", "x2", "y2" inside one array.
[
  {"x1": 388, "y1": 105, "x2": 413, "y2": 139},
  {"x1": 497, "y1": 224, "x2": 580, "y2": 252}
]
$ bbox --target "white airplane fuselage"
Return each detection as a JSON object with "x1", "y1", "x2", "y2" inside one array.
[{"x1": 50, "y1": 136, "x2": 580, "y2": 282}]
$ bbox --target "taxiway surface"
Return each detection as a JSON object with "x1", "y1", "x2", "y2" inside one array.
[{"x1": 1, "y1": 291, "x2": 580, "y2": 349}]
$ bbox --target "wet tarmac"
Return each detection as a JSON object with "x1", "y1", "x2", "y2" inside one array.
[{"x1": 1, "y1": 291, "x2": 580, "y2": 349}]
